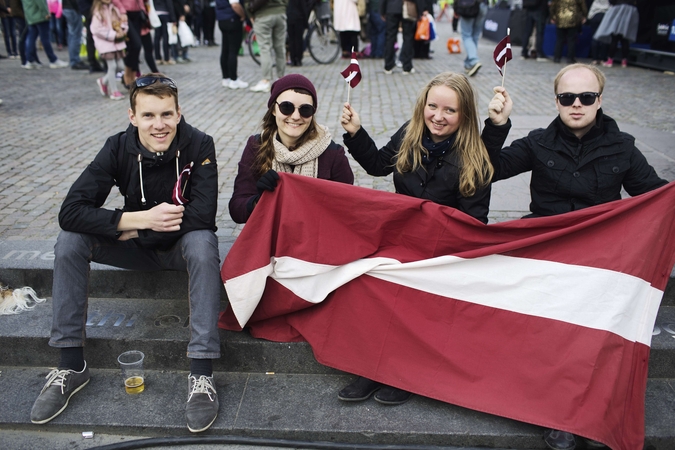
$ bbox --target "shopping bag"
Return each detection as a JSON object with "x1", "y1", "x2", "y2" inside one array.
[
  {"x1": 415, "y1": 16, "x2": 430, "y2": 41},
  {"x1": 147, "y1": 0, "x2": 162, "y2": 28},
  {"x1": 178, "y1": 20, "x2": 195, "y2": 47},
  {"x1": 429, "y1": 15, "x2": 436, "y2": 40},
  {"x1": 168, "y1": 22, "x2": 178, "y2": 44}
]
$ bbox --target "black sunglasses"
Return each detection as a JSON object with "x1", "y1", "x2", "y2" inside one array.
[
  {"x1": 276, "y1": 101, "x2": 315, "y2": 118},
  {"x1": 134, "y1": 76, "x2": 178, "y2": 91},
  {"x1": 556, "y1": 92, "x2": 600, "y2": 107}
]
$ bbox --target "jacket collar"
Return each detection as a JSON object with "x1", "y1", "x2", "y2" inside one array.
[{"x1": 539, "y1": 109, "x2": 625, "y2": 158}]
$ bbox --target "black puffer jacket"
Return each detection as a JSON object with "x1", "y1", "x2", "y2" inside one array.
[
  {"x1": 59, "y1": 117, "x2": 218, "y2": 249},
  {"x1": 485, "y1": 112, "x2": 667, "y2": 217},
  {"x1": 343, "y1": 121, "x2": 510, "y2": 224}
]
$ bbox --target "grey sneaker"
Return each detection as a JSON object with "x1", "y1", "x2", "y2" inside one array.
[
  {"x1": 186, "y1": 374, "x2": 219, "y2": 433},
  {"x1": 30, "y1": 362, "x2": 90, "y2": 424}
]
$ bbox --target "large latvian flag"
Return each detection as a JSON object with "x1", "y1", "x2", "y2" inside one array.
[{"x1": 219, "y1": 174, "x2": 675, "y2": 450}]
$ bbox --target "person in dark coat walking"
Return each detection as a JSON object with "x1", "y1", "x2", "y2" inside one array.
[
  {"x1": 286, "y1": 0, "x2": 312, "y2": 66},
  {"x1": 485, "y1": 63, "x2": 667, "y2": 450}
]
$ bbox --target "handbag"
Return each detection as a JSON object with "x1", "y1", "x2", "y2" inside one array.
[
  {"x1": 414, "y1": 15, "x2": 430, "y2": 41},
  {"x1": 136, "y1": 0, "x2": 152, "y2": 28},
  {"x1": 402, "y1": 0, "x2": 418, "y2": 21}
]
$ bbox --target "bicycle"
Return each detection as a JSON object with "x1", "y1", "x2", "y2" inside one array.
[{"x1": 247, "y1": 5, "x2": 339, "y2": 65}]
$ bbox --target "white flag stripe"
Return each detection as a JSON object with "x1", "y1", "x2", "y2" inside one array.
[
  {"x1": 496, "y1": 44, "x2": 510, "y2": 62},
  {"x1": 227, "y1": 254, "x2": 662, "y2": 345},
  {"x1": 344, "y1": 72, "x2": 358, "y2": 83},
  {"x1": 225, "y1": 261, "x2": 275, "y2": 327}
]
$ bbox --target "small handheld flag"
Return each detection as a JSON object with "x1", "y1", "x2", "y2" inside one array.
[
  {"x1": 172, "y1": 162, "x2": 194, "y2": 206},
  {"x1": 340, "y1": 50, "x2": 362, "y2": 88},
  {"x1": 493, "y1": 30, "x2": 512, "y2": 86},
  {"x1": 340, "y1": 48, "x2": 361, "y2": 104}
]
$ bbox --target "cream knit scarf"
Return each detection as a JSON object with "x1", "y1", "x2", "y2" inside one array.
[{"x1": 272, "y1": 125, "x2": 332, "y2": 178}]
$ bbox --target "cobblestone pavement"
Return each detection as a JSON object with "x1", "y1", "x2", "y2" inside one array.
[{"x1": 1, "y1": 19, "x2": 674, "y2": 244}]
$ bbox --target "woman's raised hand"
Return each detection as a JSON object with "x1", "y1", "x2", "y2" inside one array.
[
  {"x1": 340, "y1": 103, "x2": 361, "y2": 137},
  {"x1": 488, "y1": 86, "x2": 513, "y2": 126}
]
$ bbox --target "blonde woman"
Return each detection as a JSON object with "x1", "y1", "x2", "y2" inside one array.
[{"x1": 338, "y1": 71, "x2": 510, "y2": 404}]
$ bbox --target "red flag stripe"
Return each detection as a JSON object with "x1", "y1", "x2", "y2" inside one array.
[{"x1": 226, "y1": 253, "x2": 661, "y2": 345}]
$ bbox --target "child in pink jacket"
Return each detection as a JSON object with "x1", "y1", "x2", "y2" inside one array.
[{"x1": 91, "y1": 0, "x2": 129, "y2": 100}]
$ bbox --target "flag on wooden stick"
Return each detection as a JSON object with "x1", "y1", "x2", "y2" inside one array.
[
  {"x1": 340, "y1": 50, "x2": 362, "y2": 88},
  {"x1": 493, "y1": 34, "x2": 512, "y2": 77}
]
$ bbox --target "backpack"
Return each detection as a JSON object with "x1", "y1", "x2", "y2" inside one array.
[
  {"x1": 453, "y1": 0, "x2": 480, "y2": 18},
  {"x1": 247, "y1": 0, "x2": 270, "y2": 15}
]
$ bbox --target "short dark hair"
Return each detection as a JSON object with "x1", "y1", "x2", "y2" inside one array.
[{"x1": 129, "y1": 73, "x2": 179, "y2": 111}]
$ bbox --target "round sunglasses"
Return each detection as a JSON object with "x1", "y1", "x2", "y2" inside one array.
[
  {"x1": 276, "y1": 101, "x2": 316, "y2": 118},
  {"x1": 556, "y1": 92, "x2": 600, "y2": 107}
]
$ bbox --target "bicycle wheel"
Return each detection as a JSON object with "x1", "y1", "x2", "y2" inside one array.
[
  {"x1": 307, "y1": 21, "x2": 340, "y2": 64},
  {"x1": 247, "y1": 29, "x2": 261, "y2": 65}
]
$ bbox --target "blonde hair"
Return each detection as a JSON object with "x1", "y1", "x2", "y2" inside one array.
[
  {"x1": 253, "y1": 88, "x2": 319, "y2": 176},
  {"x1": 396, "y1": 72, "x2": 493, "y2": 197}
]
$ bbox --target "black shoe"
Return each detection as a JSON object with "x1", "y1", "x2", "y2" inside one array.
[
  {"x1": 543, "y1": 429, "x2": 576, "y2": 450},
  {"x1": 567, "y1": 58, "x2": 577, "y2": 64},
  {"x1": 373, "y1": 385, "x2": 413, "y2": 405},
  {"x1": 89, "y1": 65, "x2": 105, "y2": 73},
  {"x1": 582, "y1": 438, "x2": 608, "y2": 449},
  {"x1": 338, "y1": 377, "x2": 382, "y2": 401},
  {"x1": 71, "y1": 61, "x2": 90, "y2": 70}
]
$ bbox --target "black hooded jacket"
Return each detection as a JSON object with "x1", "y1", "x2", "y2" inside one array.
[
  {"x1": 485, "y1": 111, "x2": 667, "y2": 217},
  {"x1": 343, "y1": 120, "x2": 510, "y2": 224},
  {"x1": 59, "y1": 117, "x2": 218, "y2": 249}
]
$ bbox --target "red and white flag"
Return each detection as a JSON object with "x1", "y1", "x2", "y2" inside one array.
[
  {"x1": 493, "y1": 34, "x2": 512, "y2": 76},
  {"x1": 340, "y1": 51, "x2": 362, "y2": 88},
  {"x1": 172, "y1": 161, "x2": 193, "y2": 205},
  {"x1": 219, "y1": 174, "x2": 675, "y2": 450}
]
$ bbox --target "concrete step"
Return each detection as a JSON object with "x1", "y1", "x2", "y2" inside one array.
[
  {"x1": 1, "y1": 239, "x2": 674, "y2": 307},
  {"x1": 1, "y1": 365, "x2": 673, "y2": 449},
  {"x1": 3, "y1": 297, "x2": 675, "y2": 379}
]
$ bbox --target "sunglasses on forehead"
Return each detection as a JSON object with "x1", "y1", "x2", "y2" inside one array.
[
  {"x1": 276, "y1": 101, "x2": 316, "y2": 118},
  {"x1": 134, "y1": 76, "x2": 178, "y2": 90},
  {"x1": 556, "y1": 92, "x2": 600, "y2": 107}
]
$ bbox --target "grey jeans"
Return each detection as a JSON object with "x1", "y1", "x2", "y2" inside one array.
[
  {"x1": 253, "y1": 13, "x2": 287, "y2": 81},
  {"x1": 49, "y1": 229, "x2": 222, "y2": 359}
]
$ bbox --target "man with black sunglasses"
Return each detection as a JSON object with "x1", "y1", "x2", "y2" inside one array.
[
  {"x1": 485, "y1": 62, "x2": 667, "y2": 219},
  {"x1": 30, "y1": 73, "x2": 223, "y2": 434},
  {"x1": 483, "y1": 64, "x2": 667, "y2": 450}
]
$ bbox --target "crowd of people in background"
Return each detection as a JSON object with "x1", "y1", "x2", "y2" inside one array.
[{"x1": 0, "y1": 0, "x2": 652, "y2": 104}]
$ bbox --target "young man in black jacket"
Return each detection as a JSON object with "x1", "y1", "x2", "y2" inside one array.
[
  {"x1": 484, "y1": 63, "x2": 667, "y2": 450},
  {"x1": 30, "y1": 74, "x2": 223, "y2": 434}
]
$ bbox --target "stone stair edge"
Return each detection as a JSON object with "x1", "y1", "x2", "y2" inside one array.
[{"x1": 0, "y1": 366, "x2": 672, "y2": 450}]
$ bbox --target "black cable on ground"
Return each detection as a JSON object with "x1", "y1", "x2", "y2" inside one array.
[{"x1": 92, "y1": 435, "x2": 464, "y2": 450}]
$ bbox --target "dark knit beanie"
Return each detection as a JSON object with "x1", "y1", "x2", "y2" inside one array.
[{"x1": 268, "y1": 74, "x2": 318, "y2": 109}]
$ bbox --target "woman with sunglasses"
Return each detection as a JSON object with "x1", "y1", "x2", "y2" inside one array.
[
  {"x1": 229, "y1": 74, "x2": 355, "y2": 224},
  {"x1": 338, "y1": 71, "x2": 510, "y2": 405}
]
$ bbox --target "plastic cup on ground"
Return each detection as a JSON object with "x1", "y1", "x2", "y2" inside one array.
[{"x1": 117, "y1": 350, "x2": 145, "y2": 394}]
